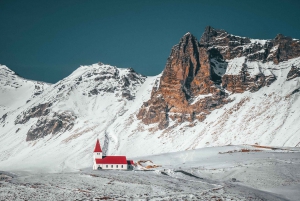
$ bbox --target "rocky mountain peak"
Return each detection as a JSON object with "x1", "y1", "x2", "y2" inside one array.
[
  {"x1": 163, "y1": 32, "x2": 201, "y2": 100},
  {"x1": 54, "y1": 63, "x2": 146, "y2": 99},
  {"x1": 274, "y1": 33, "x2": 285, "y2": 40},
  {"x1": 137, "y1": 31, "x2": 229, "y2": 129},
  {"x1": 271, "y1": 34, "x2": 300, "y2": 64},
  {"x1": 12, "y1": 62, "x2": 146, "y2": 141},
  {"x1": 200, "y1": 26, "x2": 228, "y2": 44},
  {"x1": 0, "y1": 65, "x2": 49, "y2": 109},
  {"x1": 0, "y1": 65, "x2": 20, "y2": 87},
  {"x1": 137, "y1": 26, "x2": 300, "y2": 129}
]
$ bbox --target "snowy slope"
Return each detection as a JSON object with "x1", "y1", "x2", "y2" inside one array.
[
  {"x1": 0, "y1": 65, "x2": 50, "y2": 117},
  {"x1": 0, "y1": 63, "x2": 151, "y2": 172},
  {"x1": 0, "y1": 54, "x2": 300, "y2": 172}
]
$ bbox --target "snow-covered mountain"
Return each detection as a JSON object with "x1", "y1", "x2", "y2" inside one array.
[
  {"x1": 0, "y1": 65, "x2": 49, "y2": 116},
  {"x1": 0, "y1": 26, "x2": 300, "y2": 172}
]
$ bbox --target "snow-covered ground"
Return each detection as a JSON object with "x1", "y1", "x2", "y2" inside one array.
[{"x1": 1, "y1": 145, "x2": 299, "y2": 200}]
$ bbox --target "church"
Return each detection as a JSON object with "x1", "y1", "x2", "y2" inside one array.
[{"x1": 92, "y1": 139, "x2": 134, "y2": 170}]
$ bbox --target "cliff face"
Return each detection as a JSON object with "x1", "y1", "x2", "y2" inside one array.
[
  {"x1": 137, "y1": 26, "x2": 300, "y2": 129},
  {"x1": 270, "y1": 34, "x2": 300, "y2": 64},
  {"x1": 137, "y1": 32, "x2": 230, "y2": 129},
  {"x1": 199, "y1": 26, "x2": 300, "y2": 63},
  {"x1": 198, "y1": 27, "x2": 300, "y2": 93}
]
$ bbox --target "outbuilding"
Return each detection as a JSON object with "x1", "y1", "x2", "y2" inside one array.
[{"x1": 0, "y1": 173, "x2": 12, "y2": 181}]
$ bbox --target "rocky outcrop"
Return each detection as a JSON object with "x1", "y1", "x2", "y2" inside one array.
[
  {"x1": 287, "y1": 65, "x2": 300, "y2": 81},
  {"x1": 200, "y1": 26, "x2": 256, "y2": 60},
  {"x1": 0, "y1": 113, "x2": 7, "y2": 124},
  {"x1": 200, "y1": 26, "x2": 300, "y2": 93},
  {"x1": 26, "y1": 111, "x2": 76, "y2": 141},
  {"x1": 199, "y1": 26, "x2": 300, "y2": 63},
  {"x1": 138, "y1": 26, "x2": 300, "y2": 129},
  {"x1": 222, "y1": 73, "x2": 276, "y2": 93},
  {"x1": 222, "y1": 61, "x2": 276, "y2": 93},
  {"x1": 14, "y1": 102, "x2": 77, "y2": 141},
  {"x1": 137, "y1": 33, "x2": 230, "y2": 129},
  {"x1": 85, "y1": 66, "x2": 146, "y2": 100},
  {"x1": 268, "y1": 34, "x2": 300, "y2": 64},
  {"x1": 15, "y1": 103, "x2": 52, "y2": 124}
]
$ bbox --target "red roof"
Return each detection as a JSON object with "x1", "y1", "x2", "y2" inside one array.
[
  {"x1": 93, "y1": 139, "x2": 102, "y2": 152},
  {"x1": 95, "y1": 156, "x2": 127, "y2": 164},
  {"x1": 129, "y1": 160, "x2": 134, "y2": 165}
]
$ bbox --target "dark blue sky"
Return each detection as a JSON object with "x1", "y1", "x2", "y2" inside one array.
[{"x1": 1, "y1": 0, "x2": 300, "y2": 83}]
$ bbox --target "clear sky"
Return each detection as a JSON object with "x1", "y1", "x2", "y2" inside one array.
[{"x1": 1, "y1": 0, "x2": 300, "y2": 83}]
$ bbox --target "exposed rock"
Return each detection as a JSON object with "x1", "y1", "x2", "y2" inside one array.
[
  {"x1": 86, "y1": 65, "x2": 146, "y2": 100},
  {"x1": 287, "y1": 65, "x2": 300, "y2": 81},
  {"x1": 15, "y1": 102, "x2": 53, "y2": 124},
  {"x1": 0, "y1": 113, "x2": 7, "y2": 123},
  {"x1": 121, "y1": 77, "x2": 130, "y2": 87},
  {"x1": 26, "y1": 111, "x2": 77, "y2": 141},
  {"x1": 121, "y1": 90, "x2": 134, "y2": 100},
  {"x1": 200, "y1": 26, "x2": 263, "y2": 60},
  {"x1": 138, "y1": 26, "x2": 300, "y2": 128},
  {"x1": 268, "y1": 34, "x2": 300, "y2": 64},
  {"x1": 137, "y1": 96, "x2": 169, "y2": 129},
  {"x1": 14, "y1": 95, "x2": 77, "y2": 141},
  {"x1": 137, "y1": 33, "x2": 230, "y2": 129},
  {"x1": 58, "y1": 85, "x2": 65, "y2": 91},
  {"x1": 291, "y1": 88, "x2": 300, "y2": 95},
  {"x1": 89, "y1": 88, "x2": 100, "y2": 95},
  {"x1": 200, "y1": 26, "x2": 300, "y2": 64},
  {"x1": 32, "y1": 84, "x2": 45, "y2": 97},
  {"x1": 222, "y1": 70, "x2": 276, "y2": 93},
  {"x1": 199, "y1": 26, "x2": 300, "y2": 93}
]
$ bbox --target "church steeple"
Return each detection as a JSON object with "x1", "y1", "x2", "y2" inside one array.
[
  {"x1": 93, "y1": 139, "x2": 103, "y2": 160},
  {"x1": 94, "y1": 139, "x2": 102, "y2": 152}
]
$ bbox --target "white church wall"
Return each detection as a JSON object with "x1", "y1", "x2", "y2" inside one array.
[
  {"x1": 93, "y1": 152, "x2": 102, "y2": 159},
  {"x1": 94, "y1": 164, "x2": 128, "y2": 170}
]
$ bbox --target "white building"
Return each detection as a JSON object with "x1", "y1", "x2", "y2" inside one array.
[{"x1": 92, "y1": 139, "x2": 134, "y2": 170}]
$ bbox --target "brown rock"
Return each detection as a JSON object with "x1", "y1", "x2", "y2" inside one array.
[
  {"x1": 26, "y1": 111, "x2": 77, "y2": 141},
  {"x1": 222, "y1": 64, "x2": 276, "y2": 93},
  {"x1": 137, "y1": 32, "x2": 230, "y2": 129},
  {"x1": 200, "y1": 26, "x2": 300, "y2": 64},
  {"x1": 137, "y1": 26, "x2": 300, "y2": 129},
  {"x1": 199, "y1": 26, "x2": 260, "y2": 60},
  {"x1": 269, "y1": 34, "x2": 300, "y2": 64}
]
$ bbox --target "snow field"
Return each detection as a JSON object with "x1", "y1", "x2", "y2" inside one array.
[{"x1": 1, "y1": 145, "x2": 299, "y2": 200}]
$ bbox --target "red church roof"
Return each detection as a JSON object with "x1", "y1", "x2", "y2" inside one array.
[
  {"x1": 95, "y1": 156, "x2": 127, "y2": 164},
  {"x1": 94, "y1": 139, "x2": 102, "y2": 152}
]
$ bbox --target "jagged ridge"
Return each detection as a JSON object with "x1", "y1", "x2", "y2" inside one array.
[{"x1": 137, "y1": 26, "x2": 300, "y2": 129}]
